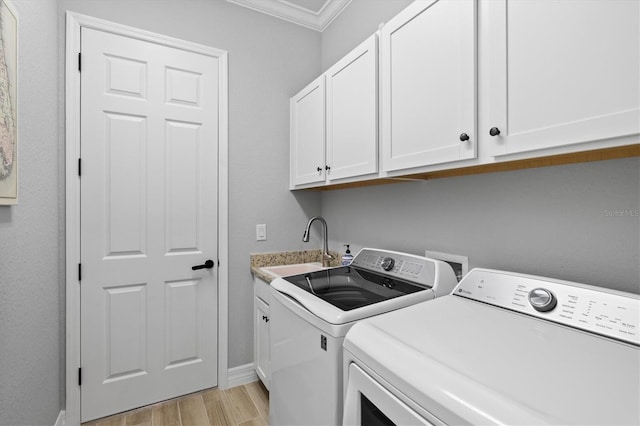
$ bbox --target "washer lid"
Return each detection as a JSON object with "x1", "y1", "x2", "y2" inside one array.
[
  {"x1": 282, "y1": 266, "x2": 428, "y2": 311},
  {"x1": 271, "y1": 271, "x2": 435, "y2": 325},
  {"x1": 344, "y1": 295, "x2": 640, "y2": 425}
]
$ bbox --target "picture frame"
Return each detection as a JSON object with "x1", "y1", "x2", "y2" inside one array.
[{"x1": 0, "y1": 0, "x2": 17, "y2": 205}]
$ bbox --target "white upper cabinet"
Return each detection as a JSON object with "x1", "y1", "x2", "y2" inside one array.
[
  {"x1": 326, "y1": 35, "x2": 378, "y2": 181},
  {"x1": 380, "y1": 0, "x2": 477, "y2": 173},
  {"x1": 290, "y1": 75, "x2": 326, "y2": 186},
  {"x1": 290, "y1": 34, "x2": 378, "y2": 188},
  {"x1": 290, "y1": 0, "x2": 638, "y2": 190},
  {"x1": 487, "y1": 0, "x2": 640, "y2": 156}
]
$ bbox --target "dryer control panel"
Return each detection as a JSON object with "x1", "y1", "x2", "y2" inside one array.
[{"x1": 454, "y1": 268, "x2": 640, "y2": 346}]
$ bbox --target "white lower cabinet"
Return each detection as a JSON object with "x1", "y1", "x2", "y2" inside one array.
[
  {"x1": 486, "y1": 0, "x2": 640, "y2": 157},
  {"x1": 253, "y1": 277, "x2": 270, "y2": 389}
]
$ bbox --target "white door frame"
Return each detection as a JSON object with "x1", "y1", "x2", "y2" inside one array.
[{"x1": 64, "y1": 12, "x2": 229, "y2": 425}]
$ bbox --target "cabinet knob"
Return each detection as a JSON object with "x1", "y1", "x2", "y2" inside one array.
[
  {"x1": 262, "y1": 315, "x2": 269, "y2": 322},
  {"x1": 489, "y1": 127, "x2": 501, "y2": 136},
  {"x1": 325, "y1": 165, "x2": 331, "y2": 171},
  {"x1": 316, "y1": 166, "x2": 322, "y2": 172},
  {"x1": 459, "y1": 133, "x2": 470, "y2": 142}
]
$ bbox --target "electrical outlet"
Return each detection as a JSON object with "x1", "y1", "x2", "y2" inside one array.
[
  {"x1": 256, "y1": 224, "x2": 267, "y2": 241},
  {"x1": 424, "y1": 250, "x2": 469, "y2": 282}
]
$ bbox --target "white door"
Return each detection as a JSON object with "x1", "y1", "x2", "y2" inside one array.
[
  {"x1": 487, "y1": 0, "x2": 640, "y2": 156},
  {"x1": 80, "y1": 27, "x2": 220, "y2": 422},
  {"x1": 326, "y1": 34, "x2": 378, "y2": 182},
  {"x1": 290, "y1": 75, "x2": 326, "y2": 187},
  {"x1": 380, "y1": 0, "x2": 476, "y2": 172}
]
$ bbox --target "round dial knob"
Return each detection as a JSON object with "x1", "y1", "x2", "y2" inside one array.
[
  {"x1": 528, "y1": 288, "x2": 557, "y2": 312},
  {"x1": 381, "y1": 257, "x2": 395, "y2": 271}
]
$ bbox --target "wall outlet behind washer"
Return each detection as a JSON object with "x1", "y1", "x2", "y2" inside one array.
[{"x1": 424, "y1": 250, "x2": 469, "y2": 282}]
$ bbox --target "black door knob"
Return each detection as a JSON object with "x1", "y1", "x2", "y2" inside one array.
[
  {"x1": 489, "y1": 127, "x2": 501, "y2": 136},
  {"x1": 325, "y1": 165, "x2": 331, "y2": 171},
  {"x1": 192, "y1": 259, "x2": 215, "y2": 270},
  {"x1": 459, "y1": 133, "x2": 470, "y2": 142},
  {"x1": 316, "y1": 166, "x2": 322, "y2": 172}
]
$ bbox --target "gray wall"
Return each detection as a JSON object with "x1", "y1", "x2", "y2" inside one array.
[
  {"x1": 321, "y1": 158, "x2": 640, "y2": 293},
  {"x1": 319, "y1": 0, "x2": 640, "y2": 294},
  {"x1": 0, "y1": 1, "x2": 61, "y2": 425},
  {"x1": 321, "y1": 0, "x2": 412, "y2": 71}
]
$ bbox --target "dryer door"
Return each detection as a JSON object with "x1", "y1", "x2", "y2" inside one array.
[{"x1": 343, "y1": 363, "x2": 438, "y2": 426}]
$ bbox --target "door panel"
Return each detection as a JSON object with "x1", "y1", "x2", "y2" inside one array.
[
  {"x1": 165, "y1": 279, "x2": 200, "y2": 366},
  {"x1": 105, "y1": 113, "x2": 147, "y2": 257},
  {"x1": 104, "y1": 284, "x2": 147, "y2": 381},
  {"x1": 165, "y1": 120, "x2": 200, "y2": 253},
  {"x1": 80, "y1": 27, "x2": 219, "y2": 422}
]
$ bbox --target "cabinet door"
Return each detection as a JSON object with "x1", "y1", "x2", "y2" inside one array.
[
  {"x1": 254, "y1": 296, "x2": 270, "y2": 389},
  {"x1": 326, "y1": 34, "x2": 378, "y2": 181},
  {"x1": 488, "y1": 0, "x2": 640, "y2": 156},
  {"x1": 290, "y1": 75, "x2": 326, "y2": 186},
  {"x1": 381, "y1": 0, "x2": 476, "y2": 172}
]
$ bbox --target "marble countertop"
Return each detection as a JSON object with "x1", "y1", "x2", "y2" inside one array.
[{"x1": 250, "y1": 249, "x2": 341, "y2": 283}]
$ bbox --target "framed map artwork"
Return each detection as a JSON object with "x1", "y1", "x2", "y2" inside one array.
[{"x1": 0, "y1": 0, "x2": 17, "y2": 205}]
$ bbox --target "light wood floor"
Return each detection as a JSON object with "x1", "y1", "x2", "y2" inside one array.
[{"x1": 82, "y1": 381, "x2": 269, "y2": 426}]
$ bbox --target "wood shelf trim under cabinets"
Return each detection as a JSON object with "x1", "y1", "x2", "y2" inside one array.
[{"x1": 304, "y1": 144, "x2": 640, "y2": 191}]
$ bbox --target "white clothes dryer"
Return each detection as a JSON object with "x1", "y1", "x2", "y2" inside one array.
[{"x1": 343, "y1": 268, "x2": 640, "y2": 425}]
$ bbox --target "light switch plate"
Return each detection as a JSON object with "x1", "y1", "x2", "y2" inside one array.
[{"x1": 256, "y1": 224, "x2": 267, "y2": 241}]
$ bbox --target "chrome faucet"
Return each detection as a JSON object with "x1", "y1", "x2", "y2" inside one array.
[{"x1": 302, "y1": 216, "x2": 335, "y2": 267}]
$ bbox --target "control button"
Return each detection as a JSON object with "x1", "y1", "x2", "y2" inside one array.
[
  {"x1": 381, "y1": 257, "x2": 395, "y2": 271},
  {"x1": 528, "y1": 288, "x2": 557, "y2": 312}
]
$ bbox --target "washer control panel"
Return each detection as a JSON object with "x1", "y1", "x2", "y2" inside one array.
[
  {"x1": 454, "y1": 268, "x2": 640, "y2": 346},
  {"x1": 351, "y1": 249, "x2": 436, "y2": 287}
]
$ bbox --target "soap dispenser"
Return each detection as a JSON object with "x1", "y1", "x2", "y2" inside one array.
[{"x1": 342, "y1": 245, "x2": 353, "y2": 266}]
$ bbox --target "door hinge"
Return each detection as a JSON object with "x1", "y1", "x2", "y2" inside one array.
[
  {"x1": 78, "y1": 52, "x2": 81, "y2": 72},
  {"x1": 78, "y1": 158, "x2": 81, "y2": 176},
  {"x1": 78, "y1": 263, "x2": 82, "y2": 281},
  {"x1": 78, "y1": 367, "x2": 82, "y2": 386}
]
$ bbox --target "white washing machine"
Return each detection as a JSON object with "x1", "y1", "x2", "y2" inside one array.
[
  {"x1": 343, "y1": 268, "x2": 640, "y2": 425},
  {"x1": 269, "y1": 248, "x2": 458, "y2": 426}
]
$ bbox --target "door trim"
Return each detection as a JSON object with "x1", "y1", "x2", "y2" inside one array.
[{"x1": 64, "y1": 12, "x2": 229, "y2": 425}]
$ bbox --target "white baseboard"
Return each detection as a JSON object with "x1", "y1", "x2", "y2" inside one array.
[
  {"x1": 226, "y1": 363, "x2": 258, "y2": 388},
  {"x1": 55, "y1": 410, "x2": 66, "y2": 426}
]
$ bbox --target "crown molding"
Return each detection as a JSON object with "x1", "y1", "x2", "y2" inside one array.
[{"x1": 227, "y1": 0, "x2": 352, "y2": 32}]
